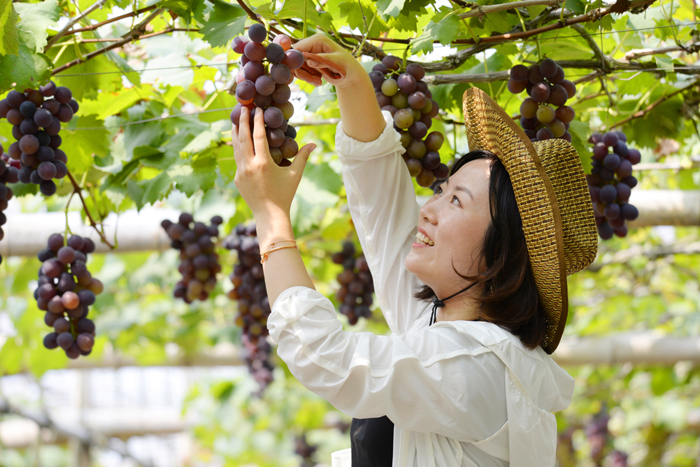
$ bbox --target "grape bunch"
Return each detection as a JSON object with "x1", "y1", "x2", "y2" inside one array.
[
  {"x1": 507, "y1": 59, "x2": 576, "y2": 142},
  {"x1": 223, "y1": 223, "x2": 275, "y2": 393},
  {"x1": 332, "y1": 241, "x2": 374, "y2": 325},
  {"x1": 0, "y1": 151, "x2": 20, "y2": 266},
  {"x1": 586, "y1": 131, "x2": 640, "y2": 240},
  {"x1": 585, "y1": 408, "x2": 610, "y2": 464},
  {"x1": 369, "y1": 55, "x2": 449, "y2": 187},
  {"x1": 37, "y1": 234, "x2": 101, "y2": 359},
  {"x1": 0, "y1": 82, "x2": 77, "y2": 196},
  {"x1": 161, "y1": 213, "x2": 223, "y2": 303},
  {"x1": 230, "y1": 24, "x2": 303, "y2": 166}
]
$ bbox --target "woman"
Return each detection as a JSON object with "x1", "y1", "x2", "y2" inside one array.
[{"x1": 231, "y1": 33, "x2": 598, "y2": 467}]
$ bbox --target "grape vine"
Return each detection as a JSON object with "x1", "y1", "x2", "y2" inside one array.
[
  {"x1": 223, "y1": 223, "x2": 274, "y2": 394},
  {"x1": 0, "y1": 83, "x2": 77, "y2": 196},
  {"x1": 161, "y1": 213, "x2": 223, "y2": 303},
  {"x1": 508, "y1": 59, "x2": 576, "y2": 142},
  {"x1": 586, "y1": 131, "x2": 640, "y2": 239},
  {"x1": 37, "y1": 234, "x2": 101, "y2": 359},
  {"x1": 230, "y1": 25, "x2": 302, "y2": 166},
  {"x1": 370, "y1": 55, "x2": 449, "y2": 187},
  {"x1": 332, "y1": 241, "x2": 374, "y2": 325}
]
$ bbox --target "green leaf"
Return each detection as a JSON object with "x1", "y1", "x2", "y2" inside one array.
[
  {"x1": 412, "y1": 9, "x2": 462, "y2": 55},
  {"x1": 277, "y1": 0, "x2": 334, "y2": 32},
  {"x1": 60, "y1": 114, "x2": 109, "y2": 174},
  {"x1": 79, "y1": 85, "x2": 158, "y2": 121},
  {"x1": 0, "y1": 43, "x2": 52, "y2": 92},
  {"x1": 568, "y1": 120, "x2": 590, "y2": 170},
  {"x1": 14, "y1": 0, "x2": 60, "y2": 53},
  {"x1": 0, "y1": 0, "x2": 19, "y2": 56},
  {"x1": 199, "y1": 0, "x2": 247, "y2": 48},
  {"x1": 161, "y1": 0, "x2": 205, "y2": 25},
  {"x1": 171, "y1": 154, "x2": 217, "y2": 195},
  {"x1": 563, "y1": 0, "x2": 585, "y2": 14},
  {"x1": 376, "y1": 0, "x2": 406, "y2": 17},
  {"x1": 138, "y1": 172, "x2": 173, "y2": 206}
]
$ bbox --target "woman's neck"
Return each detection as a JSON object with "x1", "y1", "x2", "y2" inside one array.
[{"x1": 436, "y1": 295, "x2": 482, "y2": 323}]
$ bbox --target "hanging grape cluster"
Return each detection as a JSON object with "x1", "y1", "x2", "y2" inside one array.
[
  {"x1": 0, "y1": 152, "x2": 19, "y2": 266},
  {"x1": 223, "y1": 223, "x2": 275, "y2": 393},
  {"x1": 230, "y1": 25, "x2": 302, "y2": 166},
  {"x1": 0, "y1": 82, "x2": 77, "y2": 196},
  {"x1": 585, "y1": 408, "x2": 611, "y2": 464},
  {"x1": 37, "y1": 234, "x2": 101, "y2": 359},
  {"x1": 332, "y1": 241, "x2": 374, "y2": 325},
  {"x1": 507, "y1": 59, "x2": 576, "y2": 142},
  {"x1": 586, "y1": 131, "x2": 640, "y2": 239},
  {"x1": 369, "y1": 55, "x2": 449, "y2": 187},
  {"x1": 161, "y1": 214, "x2": 223, "y2": 303}
]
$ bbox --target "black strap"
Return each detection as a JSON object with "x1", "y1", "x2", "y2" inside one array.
[{"x1": 429, "y1": 281, "x2": 479, "y2": 326}]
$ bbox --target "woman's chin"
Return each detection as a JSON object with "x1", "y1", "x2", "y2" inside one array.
[{"x1": 404, "y1": 253, "x2": 427, "y2": 281}]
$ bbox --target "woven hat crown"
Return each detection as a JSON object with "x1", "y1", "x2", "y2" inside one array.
[{"x1": 462, "y1": 88, "x2": 598, "y2": 353}]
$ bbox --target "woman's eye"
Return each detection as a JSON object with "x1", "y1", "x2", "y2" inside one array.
[{"x1": 452, "y1": 195, "x2": 460, "y2": 205}]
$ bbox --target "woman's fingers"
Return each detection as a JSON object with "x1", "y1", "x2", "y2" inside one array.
[
  {"x1": 291, "y1": 33, "x2": 337, "y2": 54},
  {"x1": 237, "y1": 106, "x2": 255, "y2": 159},
  {"x1": 252, "y1": 107, "x2": 271, "y2": 160}
]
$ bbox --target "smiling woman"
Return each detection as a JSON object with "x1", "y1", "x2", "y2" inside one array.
[{"x1": 234, "y1": 33, "x2": 598, "y2": 467}]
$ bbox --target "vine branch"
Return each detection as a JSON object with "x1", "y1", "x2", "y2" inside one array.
[
  {"x1": 66, "y1": 170, "x2": 115, "y2": 249},
  {"x1": 624, "y1": 41, "x2": 700, "y2": 60},
  {"x1": 458, "y1": 0, "x2": 563, "y2": 19},
  {"x1": 49, "y1": 4, "x2": 160, "y2": 41},
  {"x1": 45, "y1": 0, "x2": 109, "y2": 50}
]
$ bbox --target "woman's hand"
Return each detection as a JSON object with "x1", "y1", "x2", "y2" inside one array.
[
  {"x1": 291, "y1": 33, "x2": 366, "y2": 89},
  {"x1": 232, "y1": 106, "x2": 316, "y2": 223}
]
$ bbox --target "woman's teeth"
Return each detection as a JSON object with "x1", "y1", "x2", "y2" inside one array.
[{"x1": 416, "y1": 232, "x2": 434, "y2": 246}]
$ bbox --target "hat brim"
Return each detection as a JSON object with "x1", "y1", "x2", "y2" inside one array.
[{"x1": 462, "y1": 88, "x2": 568, "y2": 354}]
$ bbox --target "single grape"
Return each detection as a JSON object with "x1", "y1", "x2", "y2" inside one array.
[
  {"x1": 381, "y1": 79, "x2": 399, "y2": 96},
  {"x1": 422, "y1": 151, "x2": 441, "y2": 170},
  {"x1": 616, "y1": 182, "x2": 631, "y2": 201},
  {"x1": 280, "y1": 137, "x2": 298, "y2": 159},
  {"x1": 626, "y1": 148, "x2": 641, "y2": 165},
  {"x1": 520, "y1": 117, "x2": 538, "y2": 131},
  {"x1": 382, "y1": 55, "x2": 401, "y2": 70},
  {"x1": 424, "y1": 132, "x2": 444, "y2": 152},
  {"x1": 376, "y1": 92, "x2": 392, "y2": 108},
  {"x1": 244, "y1": 42, "x2": 266, "y2": 61},
  {"x1": 236, "y1": 80, "x2": 256, "y2": 101},
  {"x1": 602, "y1": 132, "x2": 618, "y2": 147},
  {"x1": 282, "y1": 50, "x2": 304, "y2": 70},
  {"x1": 405, "y1": 158, "x2": 422, "y2": 176},
  {"x1": 19, "y1": 135, "x2": 40, "y2": 154},
  {"x1": 270, "y1": 64, "x2": 291, "y2": 84},
  {"x1": 271, "y1": 84, "x2": 291, "y2": 103},
  {"x1": 561, "y1": 80, "x2": 576, "y2": 98},
  {"x1": 54, "y1": 87, "x2": 72, "y2": 104},
  {"x1": 613, "y1": 141, "x2": 628, "y2": 158},
  {"x1": 416, "y1": 167, "x2": 435, "y2": 187},
  {"x1": 520, "y1": 98, "x2": 538, "y2": 119},
  {"x1": 621, "y1": 203, "x2": 638, "y2": 221},
  {"x1": 40, "y1": 82, "x2": 57, "y2": 97},
  {"x1": 231, "y1": 36, "x2": 247, "y2": 54},
  {"x1": 407, "y1": 139, "x2": 426, "y2": 159},
  {"x1": 369, "y1": 71, "x2": 384, "y2": 89},
  {"x1": 391, "y1": 92, "x2": 408, "y2": 109},
  {"x1": 253, "y1": 93, "x2": 272, "y2": 108},
  {"x1": 397, "y1": 74, "x2": 417, "y2": 94},
  {"x1": 536, "y1": 105, "x2": 555, "y2": 124},
  {"x1": 264, "y1": 107, "x2": 284, "y2": 129},
  {"x1": 409, "y1": 122, "x2": 428, "y2": 140},
  {"x1": 530, "y1": 83, "x2": 551, "y2": 103},
  {"x1": 604, "y1": 203, "x2": 620, "y2": 220},
  {"x1": 56, "y1": 104, "x2": 74, "y2": 123},
  {"x1": 539, "y1": 58, "x2": 558, "y2": 79},
  {"x1": 394, "y1": 109, "x2": 413, "y2": 129},
  {"x1": 243, "y1": 61, "x2": 265, "y2": 82},
  {"x1": 599, "y1": 184, "x2": 617, "y2": 204},
  {"x1": 528, "y1": 65, "x2": 545, "y2": 84},
  {"x1": 598, "y1": 222, "x2": 614, "y2": 240},
  {"x1": 507, "y1": 79, "x2": 527, "y2": 93},
  {"x1": 536, "y1": 128, "x2": 553, "y2": 141},
  {"x1": 266, "y1": 43, "x2": 285, "y2": 63},
  {"x1": 405, "y1": 63, "x2": 425, "y2": 80},
  {"x1": 547, "y1": 119, "x2": 566, "y2": 138},
  {"x1": 57, "y1": 332, "x2": 74, "y2": 350},
  {"x1": 554, "y1": 106, "x2": 575, "y2": 124},
  {"x1": 275, "y1": 101, "x2": 294, "y2": 120},
  {"x1": 548, "y1": 85, "x2": 568, "y2": 107},
  {"x1": 510, "y1": 64, "x2": 529, "y2": 82},
  {"x1": 38, "y1": 161, "x2": 57, "y2": 180},
  {"x1": 267, "y1": 128, "x2": 286, "y2": 148},
  {"x1": 550, "y1": 66, "x2": 565, "y2": 85},
  {"x1": 616, "y1": 159, "x2": 633, "y2": 179},
  {"x1": 593, "y1": 143, "x2": 608, "y2": 161},
  {"x1": 44, "y1": 333, "x2": 59, "y2": 349},
  {"x1": 19, "y1": 101, "x2": 37, "y2": 118},
  {"x1": 603, "y1": 153, "x2": 620, "y2": 170}
]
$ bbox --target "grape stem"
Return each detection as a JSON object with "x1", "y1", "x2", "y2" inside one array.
[
  {"x1": 45, "y1": 0, "x2": 110, "y2": 50},
  {"x1": 66, "y1": 170, "x2": 115, "y2": 249},
  {"x1": 607, "y1": 81, "x2": 698, "y2": 130}
]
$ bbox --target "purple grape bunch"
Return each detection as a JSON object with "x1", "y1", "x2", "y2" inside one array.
[
  {"x1": 230, "y1": 24, "x2": 303, "y2": 166},
  {"x1": 223, "y1": 223, "x2": 275, "y2": 393},
  {"x1": 161, "y1": 213, "x2": 223, "y2": 303},
  {"x1": 0, "y1": 82, "x2": 77, "y2": 196},
  {"x1": 369, "y1": 55, "x2": 449, "y2": 187},
  {"x1": 0, "y1": 148, "x2": 20, "y2": 266},
  {"x1": 332, "y1": 241, "x2": 374, "y2": 325},
  {"x1": 37, "y1": 234, "x2": 102, "y2": 359},
  {"x1": 508, "y1": 58, "x2": 576, "y2": 142},
  {"x1": 586, "y1": 131, "x2": 641, "y2": 239}
]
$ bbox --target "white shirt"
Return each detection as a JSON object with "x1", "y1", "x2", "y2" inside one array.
[{"x1": 268, "y1": 111, "x2": 575, "y2": 467}]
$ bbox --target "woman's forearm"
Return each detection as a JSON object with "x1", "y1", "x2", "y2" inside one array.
[
  {"x1": 256, "y1": 213, "x2": 315, "y2": 307},
  {"x1": 336, "y1": 72, "x2": 386, "y2": 143}
]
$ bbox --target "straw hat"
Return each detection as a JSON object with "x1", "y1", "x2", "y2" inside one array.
[{"x1": 462, "y1": 87, "x2": 598, "y2": 354}]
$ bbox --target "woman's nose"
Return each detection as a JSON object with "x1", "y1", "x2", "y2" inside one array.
[{"x1": 420, "y1": 200, "x2": 438, "y2": 225}]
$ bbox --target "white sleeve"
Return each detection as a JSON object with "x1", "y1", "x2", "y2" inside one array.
[
  {"x1": 268, "y1": 286, "x2": 508, "y2": 443},
  {"x1": 336, "y1": 111, "x2": 429, "y2": 335}
]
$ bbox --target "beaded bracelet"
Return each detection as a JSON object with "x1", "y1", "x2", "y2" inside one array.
[{"x1": 260, "y1": 240, "x2": 298, "y2": 264}]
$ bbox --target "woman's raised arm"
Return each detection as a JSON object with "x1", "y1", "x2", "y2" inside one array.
[{"x1": 293, "y1": 34, "x2": 430, "y2": 335}]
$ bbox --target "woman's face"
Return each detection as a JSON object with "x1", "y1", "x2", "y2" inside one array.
[{"x1": 405, "y1": 158, "x2": 493, "y2": 297}]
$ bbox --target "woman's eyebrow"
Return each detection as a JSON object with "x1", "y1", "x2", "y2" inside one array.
[{"x1": 444, "y1": 177, "x2": 474, "y2": 200}]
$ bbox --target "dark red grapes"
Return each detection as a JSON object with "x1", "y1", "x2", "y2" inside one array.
[
  {"x1": 223, "y1": 223, "x2": 275, "y2": 394},
  {"x1": 332, "y1": 241, "x2": 374, "y2": 325},
  {"x1": 231, "y1": 29, "x2": 302, "y2": 165},
  {"x1": 509, "y1": 59, "x2": 576, "y2": 143},
  {"x1": 162, "y1": 214, "x2": 223, "y2": 303},
  {"x1": 586, "y1": 131, "x2": 641, "y2": 240},
  {"x1": 372, "y1": 56, "x2": 448, "y2": 187},
  {"x1": 0, "y1": 82, "x2": 76, "y2": 196},
  {"x1": 37, "y1": 234, "x2": 101, "y2": 359}
]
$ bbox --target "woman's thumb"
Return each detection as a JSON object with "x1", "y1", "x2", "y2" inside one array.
[{"x1": 292, "y1": 143, "x2": 317, "y2": 171}]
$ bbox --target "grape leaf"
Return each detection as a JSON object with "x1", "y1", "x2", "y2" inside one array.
[
  {"x1": 139, "y1": 172, "x2": 173, "y2": 206},
  {"x1": 199, "y1": 0, "x2": 247, "y2": 49},
  {"x1": 61, "y1": 114, "x2": 109, "y2": 174},
  {"x1": 412, "y1": 9, "x2": 461, "y2": 54},
  {"x1": 172, "y1": 154, "x2": 217, "y2": 195},
  {"x1": 14, "y1": 0, "x2": 60, "y2": 53},
  {"x1": 161, "y1": 0, "x2": 205, "y2": 25},
  {"x1": 376, "y1": 0, "x2": 406, "y2": 17},
  {"x1": 277, "y1": 0, "x2": 334, "y2": 32},
  {"x1": 0, "y1": 43, "x2": 52, "y2": 92},
  {"x1": 338, "y1": 1, "x2": 389, "y2": 37},
  {"x1": 563, "y1": 0, "x2": 586, "y2": 14},
  {"x1": 0, "y1": 0, "x2": 19, "y2": 56}
]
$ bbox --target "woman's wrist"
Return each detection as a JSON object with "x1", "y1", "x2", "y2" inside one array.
[{"x1": 254, "y1": 211, "x2": 295, "y2": 249}]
